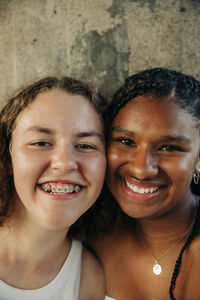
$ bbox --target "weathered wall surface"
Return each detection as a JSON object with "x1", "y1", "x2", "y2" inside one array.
[{"x1": 0, "y1": 0, "x2": 199, "y2": 105}]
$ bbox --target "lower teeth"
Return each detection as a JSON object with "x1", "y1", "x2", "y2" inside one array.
[{"x1": 50, "y1": 190, "x2": 74, "y2": 194}]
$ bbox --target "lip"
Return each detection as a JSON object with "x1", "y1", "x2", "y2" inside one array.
[
  {"x1": 38, "y1": 179, "x2": 85, "y2": 186},
  {"x1": 123, "y1": 176, "x2": 165, "y2": 189},
  {"x1": 38, "y1": 185, "x2": 83, "y2": 201},
  {"x1": 121, "y1": 178, "x2": 166, "y2": 203}
]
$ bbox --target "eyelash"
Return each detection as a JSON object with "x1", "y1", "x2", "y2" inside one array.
[
  {"x1": 114, "y1": 138, "x2": 136, "y2": 147},
  {"x1": 159, "y1": 145, "x2": 183, "y2": 152},
  {"x1": 113, "y1": 137, "x2": 184, "y2": 152},
  {"x1": 30, "y1": 142, "x2": 97, "y2": 150},
  {"x1": 75, "y1": 144, "x2": 96, "y2": 150},
  {"x1": 31, "y1": 141, "x2": 51, "y2": 147}
]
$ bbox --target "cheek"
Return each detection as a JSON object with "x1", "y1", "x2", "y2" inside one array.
[
  {"x1": 11, "y1": 149, "x2": 46, "y2": 181},
  {"x1": 106, "y1": 148, "x2": 120, "y2": 188},
  {"x1": 107, "y1": 146, "x2": 122, "y2": 171},
  {"x1": 162, "y1": 155, "x2": 196, "y2": 186},
  {"x1": 83, "y1": 155, "x2": 106, "y2": 185},
  {"x1": 11, "y1": 150, "x2": 27, "y2": 177},
  {"x1": 82, "y1": 156, "x2": 106, "y2": 204}
]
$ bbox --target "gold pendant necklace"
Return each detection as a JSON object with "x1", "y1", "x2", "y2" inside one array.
[{"x1": 137, "y1": 215, "x2": 195, "y2": 276}]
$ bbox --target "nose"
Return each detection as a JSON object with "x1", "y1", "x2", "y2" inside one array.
[
  {"x1": 128, "y1": 148, "x2": 158, "y2": 179},
  {"x1": 50, "y1": 145, "x2": 78, "y2": 172}
]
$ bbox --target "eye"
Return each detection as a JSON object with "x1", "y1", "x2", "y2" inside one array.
[
  {"x1": 31, "y1": 141, "x2": 51, "y2": 147},
  {"x1": 76, "y1": 144, "x2": 96, "y2": 151},
  {"x1": 159, "y1": 145, "x2": 183, "y2": 152},
  {"x1": 114, "y1": 138, "x2": 136, "y2": 147}
]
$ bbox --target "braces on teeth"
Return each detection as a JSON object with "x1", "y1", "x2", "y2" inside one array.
[{"x1": 41, "y1": 184, "x2": 81, "y2": 194}]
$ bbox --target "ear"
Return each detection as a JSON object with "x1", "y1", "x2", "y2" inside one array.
[{"x1": 194, "y1": 154, "x2": 200, "y2": 173}]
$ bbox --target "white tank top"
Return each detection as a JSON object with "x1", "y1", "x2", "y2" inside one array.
[{"x1": 0, "y1": 240, "x2": 82, "y2": 300}]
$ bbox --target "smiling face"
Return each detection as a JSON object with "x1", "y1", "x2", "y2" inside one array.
[
  {"x1": 10, "y1": 88, "x2": 106, "y2": 230},
  {"x1": 107, "y1": 96, "x2": 200, "y2": 219}
]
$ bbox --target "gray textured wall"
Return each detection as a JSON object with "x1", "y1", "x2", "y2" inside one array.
[{"x1": 0, "y1": 0, "x2": 200, "y2": 105}]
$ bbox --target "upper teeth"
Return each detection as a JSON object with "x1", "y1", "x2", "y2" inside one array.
[
  {"x1": 125, "y1": 180, "x2": 159, "y2": 194},
  {"x1": 41, "y1": 183, "x2": 81, "y2": 194}
]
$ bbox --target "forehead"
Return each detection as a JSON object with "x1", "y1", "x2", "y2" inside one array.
[
  {"x1": 113, "y1": 96, "x2": 198, "y2": 137},
  {"x1": 14, "y1": 89, "x2": 103, "y2": 132}
]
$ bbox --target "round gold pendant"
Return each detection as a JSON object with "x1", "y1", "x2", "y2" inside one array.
[{"x1": 153, "y1": 263, "x2": 162, "y2": 275}]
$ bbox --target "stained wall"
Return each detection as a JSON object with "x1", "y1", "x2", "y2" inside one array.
[{"x1": 0, "y1": 0, "x2": 199, "y2": 104}]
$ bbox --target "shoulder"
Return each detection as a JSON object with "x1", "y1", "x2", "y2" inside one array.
[
  {"x1": 91, "y1": 220, "x2": 135, "y2": 261},
  {"x1": 176, "y1": 232, "x2": 200, "y2": 298},
  {"x1": 78, "y1": 245, "x2": 105, "y2": 300}
]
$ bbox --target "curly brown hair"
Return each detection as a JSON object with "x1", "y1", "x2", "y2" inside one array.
[{"x1": 0, "y1": 76, "x2": 108, "y2": 239}]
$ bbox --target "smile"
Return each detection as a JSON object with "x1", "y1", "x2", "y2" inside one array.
[
  {"x1": 40, "y1": 183, "x2": 81, "y2": 194},
  {"x1": 125, "y1": 180, "x2": 159, "y2": 194}
]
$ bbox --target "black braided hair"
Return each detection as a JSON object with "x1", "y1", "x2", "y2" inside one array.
[
  {"x1": 109, "y1": 67, "x2": 200, "y2": 195},
  {"x1": 110, "y1": 68, "x2": 200, "y2": 124},
  {"x1": 109, "y1": 68, "x2": 200, "y2": 298},
  {"x1": 169, "y1": 198, "x2": 200, "y2": 299}
]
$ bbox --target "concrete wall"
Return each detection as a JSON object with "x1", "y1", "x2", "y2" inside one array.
[{"x1": 0, "y1": 0, "x2": 200, "y2": 105}]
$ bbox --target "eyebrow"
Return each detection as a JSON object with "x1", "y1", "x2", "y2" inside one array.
[
  {"x1": 111, "y1": 126, "x2": 191, "y2": 144},
  {"x1": 26, "y1": 126, "x2": 103, "y2": 140},
  {"x1": 77, "y1": 131, "x2": 104, "y2": 141},
  {"x1": 26, "y1": 126, "x2": 55, "y2": 134},
  {"x1": 159, "y1": 135, "x2": 192, "y2": 145},
  {"x1": 111, "y1": 126, "x2": 136, "y2": 137}
]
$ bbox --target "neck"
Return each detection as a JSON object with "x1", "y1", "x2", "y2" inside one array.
[
  {"x1": 0, "y1": 215, "x2": 71, "y2": 266},
  {"x1": 137, "y1": 195, "x2": 197, "y2": 244}
]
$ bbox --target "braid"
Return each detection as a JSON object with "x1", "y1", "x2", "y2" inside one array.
[
  {"x1": 169, "y1": 198, "x2": 200, "y2": 299},
  {"x1": 109, "y1": 67, "x2": 200, "y2": 124}
]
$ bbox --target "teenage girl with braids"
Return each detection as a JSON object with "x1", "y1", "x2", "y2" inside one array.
[{"x1": 92, "y1": 68, "x2": 200, "y2": 300}]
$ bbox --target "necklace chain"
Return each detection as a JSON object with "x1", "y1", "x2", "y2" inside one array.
[{"x1": 137, "y1": 210, "x2": 196, "y2": 275}]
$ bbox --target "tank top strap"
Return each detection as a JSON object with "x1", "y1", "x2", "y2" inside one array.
[{"x1": 64, "y1": 240, "x2": 82, "y2": 300}]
